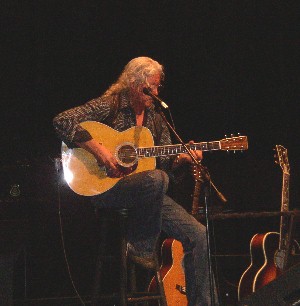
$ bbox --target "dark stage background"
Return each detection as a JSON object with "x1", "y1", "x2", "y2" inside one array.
[{"x1": 1, "y1": 1, "x2": 300, "y2": 305}]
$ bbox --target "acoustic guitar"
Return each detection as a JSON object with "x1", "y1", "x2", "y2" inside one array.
[
  {"x1": 61, "y1": 121, "x2": 248, "y2": 196},
  {"x1": 148, "y1": 238, "x2": 187, "y2": 306},
  {"x1": 238, "y1": 145, "x2": 291, "y2": 301}
]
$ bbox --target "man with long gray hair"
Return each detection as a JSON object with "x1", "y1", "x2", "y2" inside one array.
[{"x1": 53, "y1": 56, "x2": 218, "y2": 305}]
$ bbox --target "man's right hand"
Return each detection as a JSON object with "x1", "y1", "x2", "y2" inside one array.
[{"x1": 76, "y1": 139, "x2": 124, "y2": 177}]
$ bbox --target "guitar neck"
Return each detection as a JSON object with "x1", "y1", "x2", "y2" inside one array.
[
  {"x1": 279, "y1": 172, "x2": 290, "y2": 251},
  {"x1": 137, "y1": 142, "x2": 221, "y2": 158},
  {"x1": 280, "y1": 173, "x2": 290, "y2": 213},
  {"x1": 191, "y1": 180, "x2": 202, "y2": 215}
]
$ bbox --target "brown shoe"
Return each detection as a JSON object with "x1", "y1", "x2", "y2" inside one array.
[{"x1": 128, "y1": 253, "x2": 156, "y2": 270}]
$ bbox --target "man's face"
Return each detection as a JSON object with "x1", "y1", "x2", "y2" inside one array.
[{"x1": 131, "y1": 73, "x2": 162, "y2": 108}]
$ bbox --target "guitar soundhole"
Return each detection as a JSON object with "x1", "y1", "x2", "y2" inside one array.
[
  {"x1": 176, "y1": 284, "x2": 186, "y2": 295},
  {"x1": 116, "y1": 143, "x2": 138, "y2": 167}
]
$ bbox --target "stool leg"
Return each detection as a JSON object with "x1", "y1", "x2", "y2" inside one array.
[
  {"x1": 119, "y1": 211, "x2": 128, "y2": 306},
  {"x1": 154, "y1": 241, "x2": 167, "y2": 306},
  {"x1": 128, "y1": 262, "x2": 137, "y2": 293},
  {"x1": 92, "y1": 217, "x2": 109, "y2": 306}
]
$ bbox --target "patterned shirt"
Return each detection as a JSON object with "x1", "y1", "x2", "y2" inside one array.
[{"x1": 53, "y1": 91, "x2": 173, "y2": 171}]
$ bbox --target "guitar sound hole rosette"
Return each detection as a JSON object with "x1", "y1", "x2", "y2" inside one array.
[{"x1": 115, "y1": 142, "x2": 138, "y2": 167}]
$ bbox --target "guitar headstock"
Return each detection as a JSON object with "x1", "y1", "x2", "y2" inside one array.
[
  {"x1": 275, "y1": 145, "x2": 290, "y2": 175},
  {"x1": 220, "y1": 135, "x2": 248, "y2": 151}
]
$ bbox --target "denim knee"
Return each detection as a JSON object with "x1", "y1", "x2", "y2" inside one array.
[
  {"x1": 147, "y1": 169, "x2": 169, "y2": 194},
  {"x1": 183, "y1": 223, "x2": 207, "y2": 254}
]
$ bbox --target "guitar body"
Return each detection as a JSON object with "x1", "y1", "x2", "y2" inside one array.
[
  {"x1": 61, "y1": 121, "x2": 155, "y2": 196},
  {"x1": 148, "y1": 239, "x2": 187, "y2": 306},
  {"x1": 238, "y1": 232, "x2": 282, "y2": 301},
  {"x1": 253, "y1": 232, "x2": 282, "y2": 290}
]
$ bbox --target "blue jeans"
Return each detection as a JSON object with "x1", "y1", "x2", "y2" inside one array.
[{"x1": 92, "y1": 169, "x2": 218, "y2": 305}]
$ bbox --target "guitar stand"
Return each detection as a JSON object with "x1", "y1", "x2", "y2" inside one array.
[
  {"x1": 203, "y1": 178, "x2": 217, "y2": 306},
  {"x1": 154, "y1": 104, "x2": 224, "y2": 305}
]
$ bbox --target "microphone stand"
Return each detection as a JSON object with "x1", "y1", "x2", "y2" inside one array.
[{"x1": 152, "y1": 99, "x2": 224, "y2": 305}]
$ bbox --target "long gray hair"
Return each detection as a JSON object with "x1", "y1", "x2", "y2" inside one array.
[{"x1": 103, "y1": 57, "x2": 164, "y2": 97}]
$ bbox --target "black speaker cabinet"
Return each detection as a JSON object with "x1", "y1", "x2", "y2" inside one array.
[{"x1": 239, "y1": 263, "x2": 300, "y2": 306}]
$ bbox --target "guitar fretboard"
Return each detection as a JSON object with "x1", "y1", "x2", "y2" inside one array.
[
  {"x1": 279, "y1": 172, "x2": 290, "y2": 251},
  {"x1": 137, "y1": 142, "x2": 221, "y2": 157}
]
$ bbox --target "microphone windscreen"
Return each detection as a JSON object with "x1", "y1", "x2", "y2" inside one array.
[{"x1": 143, "y1": 87, "x2": 151, "y2": 95}]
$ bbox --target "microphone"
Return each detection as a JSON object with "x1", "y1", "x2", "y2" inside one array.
[{"x1": 143, "y1": 87, "x2": 169, "y2": 109}]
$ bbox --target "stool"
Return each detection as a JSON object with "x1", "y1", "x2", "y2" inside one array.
[{"x1": 92, "y1": 208, "x2": 166, "y2": 306}]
